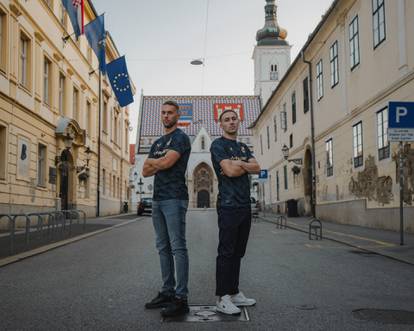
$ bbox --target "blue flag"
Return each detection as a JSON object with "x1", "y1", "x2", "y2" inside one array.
[
  {"x1": 61, "y1": 0, "x2": 84, "y2": 39},
  {"x1": 107, "y1": 56, "x2": 134, "y2": 107},
  {"x1": 84, "y1": 14, "x2": 106, "y2": 73}
]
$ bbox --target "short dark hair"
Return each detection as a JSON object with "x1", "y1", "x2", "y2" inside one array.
[
  {"x1": 219, "y1": 109, "x2": 238, "y2": 122},
  {"x1": 162, "y1": 100, "x2": 180, "y2": 112}
]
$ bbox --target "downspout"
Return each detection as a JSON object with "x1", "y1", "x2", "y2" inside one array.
[{"x1": 301, "y1": 50, "x2": 317, "y2": 218}]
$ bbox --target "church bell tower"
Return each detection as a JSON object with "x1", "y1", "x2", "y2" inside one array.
[{"x1": 253, "y1": 0, "x2": 291, "y2": 105}]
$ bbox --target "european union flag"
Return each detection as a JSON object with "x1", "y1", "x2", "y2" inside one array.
[
  {"x1": 107, "y1": 56, "x2": 134, "y2": 107},
  {"x1": 85, "y1": 14, "x2": 106, "y2": 73}
]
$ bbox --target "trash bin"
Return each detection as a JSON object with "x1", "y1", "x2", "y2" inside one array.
[
  {"x1": 123, "y1": 201, "x2": 128, "y2": 213},
  {"x1": 286, "y1": 199, "x2": 298, "y2": 217}
]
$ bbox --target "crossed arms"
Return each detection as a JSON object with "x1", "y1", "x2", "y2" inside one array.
[
  {"x1": 219, "y1": 158, "x2": 261, "y2": 178},
  {"x1": 142, "y1": 150, "x2": 181, "y2": 177}
]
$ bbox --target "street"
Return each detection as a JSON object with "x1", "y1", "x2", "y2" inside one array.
[{"x1": 0, "y1": 209, "x2": 413, "y2": 330}]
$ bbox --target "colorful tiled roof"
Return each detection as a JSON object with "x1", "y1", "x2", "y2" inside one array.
[{"x1": 139, "y1": 95, "x2": 261, "y2": 138}]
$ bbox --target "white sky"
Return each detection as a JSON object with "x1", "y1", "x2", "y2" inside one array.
[{"x1": 94, "y1": 0, "x2": 334, "y2": 141}]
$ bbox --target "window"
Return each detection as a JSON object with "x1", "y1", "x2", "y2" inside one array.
[
  {"x1": 273, "y1": 116, "x2": 277, "y2": 142},
  {"x1": 72, "y1": 87, "x2": 79, "y2": 122},
  {"x1": 266, "y1": 126, "x2": 270, "y2": 149},
  {"x1": 316, "y1": 60, "x2": 324, "y2": 100},
  {"x1": 60, "y1": 3, "x2": 67, "y2": 28},
  {"x1": 43, "y1": 57, "x2": 52, "y2": 106},
  {"x1": 377, "y1": 108, "x2": 390, "y2": 160},
  {"x1": 326, "y1": 139, "x2": 333, "y2": 177},
  {"x1": 276, "y1": 171, "x2": 280, "y2": 201},
  {"x1": 37, "y1": 144, "x2": 47, "y2": 187},
  {"x1": 0, "y1": 10, "x2": 7, "y2": 71},
  {"x1": 19, "y1": 32, "x2": 31, "y2": 89},
  {"x1": 86, "y1": 101, "x2": 92, "y2": 136},
  {"x1": 260, "y1": 134, "x2": 263, "y2": 155},
  {"x1": 291, "y1": 92, "x2": 296, "y2": 124},
  {"x1": 201, "y1": 136, "x2": 205, "y2": 150},
  {"x1": 281, "y1": 104, "x2": 287, "y2": 132},
  {"x1": 353, "y1": 122, "x2": 363, "y2": 168},
  {"x1": 270, "y1": 64, "x2": 278, "y2": 81},
  {"x1": 330, "y1": 41, "x2": 339, "y2": 87},
  {"x1": 289, "y1": 134, "x2": 293, "y2": 148},
  {"x1": 58, "y1": 73, "x2": 65, "y2": 115},
  {"x1": 114, "y1": 111, "x2": 119, "y2": 144},
  {"x1": 125, "y1": 122, "x2": 129, "y2": 152},
  {"x1": 103, "y1": 100, "x2": 108, "y2": 133},
  {"x1": 303, "y1": 77, "x2": 309, "y2": 113},
  {"x1": 373, "y1": 0, "x2": 386, "y2": 48},
  {"x1": 283, "y1": 165, "x2": 288, "y2": 190},
  {"x1": 0, "y1": 125, "x2": 6, "y2": 179},
  {"x1": 349, "y1": 16, "x2": 360, "y2": 69},
  {"x1": 103, "y1": 169, "x2": 106, "y2": 195}
]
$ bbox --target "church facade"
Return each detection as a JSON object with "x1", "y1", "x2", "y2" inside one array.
[{"x1": 131, "y1": 95, "x2": 261, "y2": 209}]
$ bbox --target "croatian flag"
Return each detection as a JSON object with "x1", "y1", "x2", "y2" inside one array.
[{"x1": 62, "y1": 0, "x2": 84, "y2": 38}]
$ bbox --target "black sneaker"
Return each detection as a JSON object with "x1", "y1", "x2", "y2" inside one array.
[
  {"x1": 145, "y1": 292, "x2": 174, "y2": 309},
  {"x1": 161, "y1": 297, "x2": 189, "y2": 317}
]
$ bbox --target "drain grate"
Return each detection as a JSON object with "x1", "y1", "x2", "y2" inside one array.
[
  {"x1": 352, "y1": 309, "x2": 414, "y2": 325},
  {"x1": 162, "y1": 305, "x2": 250, "y2": 323}
]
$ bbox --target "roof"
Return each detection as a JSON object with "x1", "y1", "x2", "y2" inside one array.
[
  {"x1": 139, "y1": 95, "x2": 261, "y2": 138},
  {"x1": 250, "y1": 0, "x2": 340, "y2": 128}
]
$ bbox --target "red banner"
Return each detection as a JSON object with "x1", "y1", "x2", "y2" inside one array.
[{"x1": 214, "y1": 103, "x2": 244, "y2": 122}]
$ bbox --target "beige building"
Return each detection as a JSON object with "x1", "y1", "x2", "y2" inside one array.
[
  {"x1": 0, "y1": 0, "x2": 133, "y2": 217},
  {"x1": 251, "y1": 0, "x2": 414, "y2": 232}
]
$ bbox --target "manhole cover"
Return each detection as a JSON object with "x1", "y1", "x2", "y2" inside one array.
[
  {"x1": 352, "y1": 309, "x2": 414, "y2": 325},
  {"x1": 162, "y1": 305, "x2": 250, "y2": 323}
]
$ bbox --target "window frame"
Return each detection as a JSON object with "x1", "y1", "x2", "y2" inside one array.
[
  {"x1": 316, "y1": 59, "x2": 324, "y2": 101},
  {"x1": 352, "y1": 121, "x2": 363, "y2": 168},
  {"x1": 43, "y1": 56, "x2": 52, "y2": 106},
  {"x1": 377, "y1": 107, "x2": 390, "y2": 160},
  {"x1": 0, "y1": 9, "x2": 8, "y2": 73},
  {"x1": 291, "y1": 91, "x2": 296, "y2": 124},
  {"x1": 372, "y1": 0, "x2": 386, "y2": 49},
  {"x1": 349, "y1": 15, "x2": 360, "y2": 70},
  {"x1": 266, "y1": 126, "x2": 270, "y2": 150},
  {"x1": 330, "y1": 41, "x2": 339, "y2": 88},
  {"x1": 283, "y1": 165, "x2": 288, "y2": 190},
  {"x1": 19, "y1": 30, "x2": 32, "y2": 90},
  {"x1": 303, "y1": 77, "x2": 309, "y2": 113},
  {"x1": 58, "y1": 73, "x2": 65, "y2": 115},
  {"x1": 326, "y1": 138, "x2": 333, "y2": 177},
  {"x1": 72, "y1": 86, "x2": 79, "y2": 122}
]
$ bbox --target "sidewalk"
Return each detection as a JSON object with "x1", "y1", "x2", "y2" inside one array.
[{"x1": 258, "y1": 212, "x2": 414, "y2": 265}]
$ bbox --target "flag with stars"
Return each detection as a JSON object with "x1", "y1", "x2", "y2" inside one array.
[{"x1": 107, "y1": 56, "x2": 134, "y2": 107}]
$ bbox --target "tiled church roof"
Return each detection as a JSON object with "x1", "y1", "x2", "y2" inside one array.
[{"x1": 139, "y1": 95, "x2": 261, "y2": 137}]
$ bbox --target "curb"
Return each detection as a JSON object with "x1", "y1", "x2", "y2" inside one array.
[
  {"x1": 0, "y1": 218, "x2": 139, "y2": 269},
  {"x1": 258, "y1": 216, "x2": 414, "y2": 267}
]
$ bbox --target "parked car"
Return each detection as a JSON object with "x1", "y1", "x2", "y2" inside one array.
[{"x1": 137, "y1": 197, "x2": 152, "y2": 216}]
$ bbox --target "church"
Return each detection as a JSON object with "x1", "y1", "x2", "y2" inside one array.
[{"x1": 130, "y1": 0, "x2": 290, "y2": 210}]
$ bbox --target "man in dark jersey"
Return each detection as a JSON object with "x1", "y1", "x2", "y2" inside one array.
[
  {"x1": 142, "y1": 100, "x2": 191, "y2": 317},
  {"x1": 210, "y1": 109, "x2": 261, "y2": 315}
]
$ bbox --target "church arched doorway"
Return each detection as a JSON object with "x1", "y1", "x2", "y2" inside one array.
[
  {"x1": 193, "y1": 163, "x2": 213, "y2": 208},
  {"x1": 197, "y1": 190, "x2": 210, "y2": 208}
]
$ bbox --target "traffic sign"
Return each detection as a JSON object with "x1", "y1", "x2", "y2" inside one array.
[
  {"x1": 388, "y1": 101, "x2": 414, "y2": 141},
  {"x1": 259, "y1": 169, "x2": 268, "y2": 179}
]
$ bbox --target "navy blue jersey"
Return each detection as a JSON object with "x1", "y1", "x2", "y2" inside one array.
[
  {"x1": 149, "y1": 128, "x2": 191, "y2": 201},
  {"x1": 210, "y1": 137, "x2": 254, "y2": 208}
]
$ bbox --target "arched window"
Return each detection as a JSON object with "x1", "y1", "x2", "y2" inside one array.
[{"x1": 201, "y1": 136, "x2": 206, "y2": 151}]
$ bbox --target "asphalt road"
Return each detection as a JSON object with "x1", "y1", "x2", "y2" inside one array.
[{"x1": 0, "y1": 209, "x2": 413, "y2": 330}]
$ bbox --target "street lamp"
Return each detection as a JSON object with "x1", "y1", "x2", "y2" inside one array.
[
  {"x1": 85, "y1": 146, "x2": 91, "y2": 167},
  {"x1": 138, "y1": 177, "x2": 144, "y2": 200}
]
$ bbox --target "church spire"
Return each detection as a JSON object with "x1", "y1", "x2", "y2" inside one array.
[{"x1": 256, "y1": 0, "x2": 288, "y2": 46}]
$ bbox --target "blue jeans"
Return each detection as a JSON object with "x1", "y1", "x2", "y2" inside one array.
[{"x1": 152, "y1": 199, "x2": 189, "y2": 298}]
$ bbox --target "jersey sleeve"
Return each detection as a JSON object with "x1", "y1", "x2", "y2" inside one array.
[
  {"x1": 210, "y1": 141, "x2": 228, "y2": 164},
  {"x1": 168, "y1": 133, "x2": 191, "y2": 155}
]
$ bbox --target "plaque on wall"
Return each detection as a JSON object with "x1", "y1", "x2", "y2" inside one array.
[
  {"x1": 49, "y1": 167, "x2": 57, "y2": 184},
  {"x1": 17, "y1": 136, "x2": 30, "y2": 180}
]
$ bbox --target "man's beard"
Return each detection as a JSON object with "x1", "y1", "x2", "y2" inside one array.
[{"x1": 163, "y1": 119, "x2": 178, "y2": 129}]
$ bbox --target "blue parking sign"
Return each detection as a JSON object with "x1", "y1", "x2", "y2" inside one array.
[
  {"x1": 388, "y1": 102, "x2": 414, "y2": 141},
  {"x1": 259, "y1": 169, "x2": 268, "y2": 179}
]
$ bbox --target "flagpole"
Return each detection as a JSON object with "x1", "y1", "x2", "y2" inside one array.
[{"x1": 96, "y1": 69, "x2": 102, "y2": 217}]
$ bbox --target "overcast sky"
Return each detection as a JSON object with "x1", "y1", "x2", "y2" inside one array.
[{"x1": 93, "y1": 0, "x2": 334, "y2": 140}]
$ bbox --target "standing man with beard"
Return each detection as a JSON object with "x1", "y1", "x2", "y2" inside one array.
[
  {"x1": 210, "y1": 109, "x2": 261, "y2": 315},
  {"x1": 142, "y1": 101, "x2": 191, "y2": 318}
]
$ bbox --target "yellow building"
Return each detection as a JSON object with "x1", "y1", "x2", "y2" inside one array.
[
  {"x1": 251, "y1": 0, "x2": 414, "y2": 232},
  {"x1": 0, "y1": 0, "x2": 134, "y2": 217}
]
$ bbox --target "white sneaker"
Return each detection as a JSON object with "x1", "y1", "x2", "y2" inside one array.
[
  {"x1": 216, "y1": 295, "x2": 242, "y2": 315},
  {"x1": 231, "y1": 291, "x2": 256, "y2": 306}
]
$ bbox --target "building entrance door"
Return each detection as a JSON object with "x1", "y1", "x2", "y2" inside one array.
[{"x1": 197, "y1": 190, "x2": 210, "y2": 208}]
